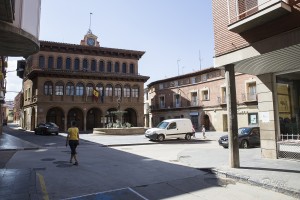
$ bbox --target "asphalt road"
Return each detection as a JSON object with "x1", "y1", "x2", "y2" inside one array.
[{"x1": 3, "y1": 124, "x2": 297, "y2": 200}]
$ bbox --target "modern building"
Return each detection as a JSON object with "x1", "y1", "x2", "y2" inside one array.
[
  {"x1": 212, "y1": 0, "x2": 300, "y2": 160},
  {"x1": 0, "y1": 0, "x2": 41, "y2": 133},
  {"x1": 20, "y1": 30, "x2": 149, "y2": 132},
  {"x1": 146, "y1": 68, "x2": 259, "y2": 132}
]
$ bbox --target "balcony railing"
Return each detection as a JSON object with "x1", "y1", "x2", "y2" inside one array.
[
  {"x1": 191, "y1": 100, "x2": 199, "y2": 107},
  {"x1": 227, "y1": 0, "x2": 292, "y2": 33},
  {"x1": 217, "y1": 96, "x2": 227, "y2": 105},
  {"x1": 242, "y1": 92, "x2": 257, "y2": 102}
]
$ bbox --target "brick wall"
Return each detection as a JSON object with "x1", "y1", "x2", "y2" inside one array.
[{"x1": 212, "y1": 0, "x2": 249, "y2": 57}]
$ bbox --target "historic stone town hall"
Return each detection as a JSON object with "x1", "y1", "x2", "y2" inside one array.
[{"x1": 20, "y1": 30, "x2": 149, "y2": 131}]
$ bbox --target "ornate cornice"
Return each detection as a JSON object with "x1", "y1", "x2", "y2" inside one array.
[
  {"x1": 26, "y1": 69, "x2": 149, "y2": 82},
  {"x1": 39, "y1": 40, "x2": 145, "y2": 60}
]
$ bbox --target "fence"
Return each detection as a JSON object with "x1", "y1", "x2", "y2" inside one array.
[{"x1": 278, "y1": 133, "x2": 300, "y2": 160}]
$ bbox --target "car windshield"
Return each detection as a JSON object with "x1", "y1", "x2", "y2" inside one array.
[
  {"x1": 238, "y1": 127, "x2": 251, "y2": 135},
  {"x1": 45, "y1": 122, "x2": 58, "y2": 127},
  {"x1": 156, "y1": 122, "x2": 169, "y2": 129}
]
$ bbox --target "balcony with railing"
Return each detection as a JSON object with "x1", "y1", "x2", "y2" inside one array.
[
  {"x1": 190, "y1": 100, "x2": 199, "y2": 107},
  {"x1": 227, "y1": 0, "x2": 293, "y2": 33},
  {"x1": 217, "y1": 96, "x2": 227, "y2": 105},
  {"x1": 242, "y1": 92, "x2": 258, "y2": 102}
]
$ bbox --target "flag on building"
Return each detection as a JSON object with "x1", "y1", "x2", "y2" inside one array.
[{"x1": 93, "y1": 89, "x2": 99, "y2": 102}]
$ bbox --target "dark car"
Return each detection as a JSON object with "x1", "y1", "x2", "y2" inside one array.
[
  {"x1": 3, "y1": 119, "x2": 7, "y2": 126},
  {"x1": 34, "y1": 122, "x2": 59, "y2": 135},
  {"x1": 218, "y1": 127, "x2": 260, "y2": 148}
]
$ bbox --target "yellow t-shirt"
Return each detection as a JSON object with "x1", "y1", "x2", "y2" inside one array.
[{"x1": 68, "y1": 127, "x2": 79, "y2": 140}]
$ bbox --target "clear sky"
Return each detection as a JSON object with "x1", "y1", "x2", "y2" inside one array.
[{"x1": 5, "y1": 0, "x2": 214, "y2": 101}]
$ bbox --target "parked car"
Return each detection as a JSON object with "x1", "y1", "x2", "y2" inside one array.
[
  {"x1": 2, "y1": 119, "x2": 7, "y2": 126},
  {"x1": 218, "y1": 127, "x2": 260, "y2": 148},
  {"x1": 34, "y1": 122, "x2": 59, "y2": 135},
  {"x1": 145, "y1": 118, "x2": 195, "y2": 142}
]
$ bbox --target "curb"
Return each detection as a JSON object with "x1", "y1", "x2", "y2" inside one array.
[
  {"x1": 0, "y1": 147, "x2": 40, "y2": 151},
  {"x1": 210, "y1": 168, "x2": 300, "y2": 199},
  {"x1": 104, "y1": 142, "x2": 157, "y2": 147}
]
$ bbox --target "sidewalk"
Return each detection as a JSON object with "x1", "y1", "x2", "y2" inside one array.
[
  {"x1": 177, "y1": 147, "x2": 300, "y2": 198},
  {"x1": 1, "y1": 127, "x2": 300, "y2": 199},
  {"x1": 0, "y1": 133, "x2": 40, "y2": 200}
]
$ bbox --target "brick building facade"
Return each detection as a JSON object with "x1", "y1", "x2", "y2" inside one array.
[
  {"x1": 212, "y1": 0, "x2": 300, "y2": 160},
  {"x1": 21, "y1": 31, "x2": 149, "y2": 132},
  {"x1": 146, "y1": 68, "x2": 258, "y2": 132}
]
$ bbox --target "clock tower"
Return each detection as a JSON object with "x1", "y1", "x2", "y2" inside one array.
[
  {"x1": 80, "y1": 29, "x2": 100, "y2": 47},
  {"x1": 80, "y1": 13, "x2": 100, "y2": 47}
]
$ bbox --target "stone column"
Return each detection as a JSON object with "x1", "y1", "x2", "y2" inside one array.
[
  {"x1": 225, "y1": 65, "x2": 240, "y2": 168},
  {"x1": 257, "y1": 73, "x2": 278, "y2": 159}
]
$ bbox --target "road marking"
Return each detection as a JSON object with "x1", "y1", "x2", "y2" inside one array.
[
  {"x1": 37, "y1": 172, "x2": 49, "y2": 200},
  {"x1": 128, "y1": 187, "x2": 149, "y2": 200}
]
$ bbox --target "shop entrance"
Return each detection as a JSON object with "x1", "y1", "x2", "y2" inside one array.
[{"x1": 276, "y1": 71, "x2": 300, "y2": 160}]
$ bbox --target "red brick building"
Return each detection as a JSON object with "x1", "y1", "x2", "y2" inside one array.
[
  {"x1": 212, "y1": 0, "x2": 300, "y2": 159},
  {"x1": 21, "y1": 31, "x2": 149, "y2": 131}
]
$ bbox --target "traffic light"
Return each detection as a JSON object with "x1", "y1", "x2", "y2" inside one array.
[{"x1": 17, "y1": 60, "x2": 26, "y2": 78}]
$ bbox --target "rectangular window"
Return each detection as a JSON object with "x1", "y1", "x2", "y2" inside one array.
[
  {"x1": 247, "y1": 82, "x2": 257, "y2": 101},
  {"x1": 159, "y1": 96, "x2": 165, "y2": 108},
  {"x1": 86, "y1": 87, "x2": 93, "y2": 96},
  {"x1": 159, "y1": 84, "x2": 163, "y2": 90},
  {"x1": 174, "y1": 94, "x2": 181, "y2": 108},
  {"x1": 202, "y1": 90, "x2": 209, "y2": 101},
  {"x1": 220, "y1": 87, "x2": 226, "y2": 104},
  {"x1": 132, "y1": 88, "x2": 139, "y2": 98},
  {"x1": 115, "y1": 87, "x2": 122, "y2": 97},
  {"x1": 55, "y1": 85, "x2": 64, "y2": 96},
  {"x1": 44, "y1": 85, "x2": 53, "y2": 95},
  {"x1": 76, "y1": 87, "x2": 84, "y2": 96},
  {"x1": 191, "y1": 92, "x2": 198, "y2": 106},
  {"x1": 124, "y1": 88, "x2": 130, "y2": 97},
  {"x1": 201, "y1": 74, "x2": 207, "y2": 82},
  {"x1": 106, "y1": 87, "x2": 113, "y2": 96},
  {"x1": 66, "y1": 85, "x2": 74, "y2": 96},
  {"x1": 174, "y1": 81, "x2": 178, "y2": 87},
  {"x1": 191, "y1": 77, "x2": 196, "y2": 84}
]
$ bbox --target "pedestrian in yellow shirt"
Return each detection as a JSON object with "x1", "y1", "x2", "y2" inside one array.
[{"x1": 66, "y1": 121, "x2": 80, "y2": 166}]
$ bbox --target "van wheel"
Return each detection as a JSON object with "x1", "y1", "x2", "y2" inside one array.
[
  {"x1": 157, "y1": 134, "x2": 165, "y2": 142},
  {"x1": 185, "y1": 134, "x2": 192, "y2": 140}
]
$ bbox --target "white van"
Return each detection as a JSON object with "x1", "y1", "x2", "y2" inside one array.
[{"x1": 145, "y1": 118, "x2": 195, "y2": 142}]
